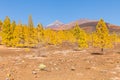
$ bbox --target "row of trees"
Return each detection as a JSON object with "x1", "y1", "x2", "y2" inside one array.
[{"x1": 0, "y1": 16, "x2": 120, "y2": 52}]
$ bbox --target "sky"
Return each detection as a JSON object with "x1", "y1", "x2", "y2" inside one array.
[{"x1": 0, "y1": 0, "x2": 120, "y2": 26}]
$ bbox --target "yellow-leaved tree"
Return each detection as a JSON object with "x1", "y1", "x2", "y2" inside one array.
[
  {"x1": 93, "y1": 19, "x2": 113, "y2": 52},
  {"x1": 1, "y1": 16, "x2": 12, "y2": 46},
  {"x1": 0, "y1": 20, "x2": 2, "y2": 31},
  {"x1": 36, "y1": 23, "x2": 44, "y2": 43},
  {"x1": 0, "y1": 20, "x2": 3, "y2": 43},
  {"x1": 57, "y1": 30, "x2": 66, "y2": 44},
  {"x1": 22, "y1": 25, "x2": 30, "y2": 47},
  {"x1": 12, "y1": 24, "x2": 22, "y2": 47},
  {"x1": 27, "y1": 15, "x2": 37, "y2": 47},
  {"x1": 73, "y1": 24, "x2": 88, "y2": 48},
  {"x1": 111, "y1": 32, "x2": 118, "y2": 45},
  {"x1": 9, "y1": 21, "x2": 16, "y2": 46}
]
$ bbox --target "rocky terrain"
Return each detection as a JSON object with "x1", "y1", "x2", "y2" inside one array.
[{"x1": 0, "y1": 43, "x2": 120, "y2": 80}]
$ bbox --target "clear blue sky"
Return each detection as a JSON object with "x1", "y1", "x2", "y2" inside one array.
[{"x1": 0, "y1": 0, "x2": 120, "y2": 26}]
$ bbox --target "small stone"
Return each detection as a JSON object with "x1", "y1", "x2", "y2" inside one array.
[
  {"x1": 71, "y1": 66, "x2": 75, "y2": 71},
  {"x1": 5, "y1": 78, "x2": 10, "y2": 80},
  {"x1": 32, "y1": 71, "x2": 37, "y2": 75},
  {"x1": 7, "y1": 73, "x2": 11, "y2": 77}
]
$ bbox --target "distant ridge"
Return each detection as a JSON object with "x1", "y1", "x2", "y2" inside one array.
[{"x1": 46, "y1": 19, "x2": 120, "y2": 33}]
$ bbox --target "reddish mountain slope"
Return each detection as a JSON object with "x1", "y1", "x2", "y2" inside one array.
[{"x1": 46, "y1": 19, "x2": 120, "y2": 33}]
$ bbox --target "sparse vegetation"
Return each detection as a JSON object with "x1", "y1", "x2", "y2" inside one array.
[{"x1": 38, "y1": 64, "x2": 46, "y2": 70}]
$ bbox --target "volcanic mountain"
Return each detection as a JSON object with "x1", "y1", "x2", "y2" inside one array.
[
  {"x1": 46, "y1": 19, "x2": 120, "y2": 33},
  {"x1": 46, "y1": 20, "x2": 64, "y2": 29}
]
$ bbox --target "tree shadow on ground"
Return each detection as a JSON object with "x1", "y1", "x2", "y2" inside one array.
[
  {"x1": 116, "y1": 52, "x2": 120, "y2": 54},
  {"x1": 91, "y1": 52, "x2": 104, "y2": 55}
]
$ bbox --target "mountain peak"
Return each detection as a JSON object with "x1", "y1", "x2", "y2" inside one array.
[{"x1": 47, "y1": 20, "x2": 64, "y2": 28}]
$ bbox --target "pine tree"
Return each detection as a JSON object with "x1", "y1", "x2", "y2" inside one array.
[
  {"x1": 92, "y1": 32, "x2": 99, "y2": 47},
  {"x1": 0, "y1": 20, "x2": 2, "y2": 31},
  {"x1": 72, "y1": 24, "x2": 81, "y2": 40},
  {"x1": 73, "y1": 24, "x2": 88, "y2": 48},
  {"x1": 1, "y1": 16, "x2": 11, "y2": 46},
  {"x1": 28, "y1": 15, "x2": 36, "y2": 47},
  {"x1": 94, "y1": 19, "x2": 113, "y2": 52},
  {"x1": 23, "y1": 25, "x2": 30, "y2": 47},
  {"x1": 28, "y1": 15, "x2": 34, "y2": 28},
  {"x1": 111, "y1": 32, "x2": 118, "y2": 46},
  {"x1": 57, "y1": 30, "x2": 66, "y2": 44},
  {"x1": 12, "y1": 24, "x2": 22, "y2": 47},
  {"x1": 9, "y1": 21, "x2": 16, "y2": 46},
  {"x1": 0, "y1": 20, "x2": 3, "y2": 43},
  {"x1": 60, "y1": 30, "x2": 76, "y2": 43},
  {"x1": 36, "y1": 23, "x2": 44, "y2": 43}
]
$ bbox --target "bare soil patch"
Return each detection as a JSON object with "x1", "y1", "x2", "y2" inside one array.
[{"x1": 0, "y1": 44, "x2": 120, "y2": 80}]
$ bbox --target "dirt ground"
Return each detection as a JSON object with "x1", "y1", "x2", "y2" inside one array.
[{"x1": 0, "y1": 43, "x2": 120, "y2": 80}]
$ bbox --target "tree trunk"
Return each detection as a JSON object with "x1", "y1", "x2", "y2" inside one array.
[{"x1": 101, "y1": 48, "x2": 104, "y2": 54}]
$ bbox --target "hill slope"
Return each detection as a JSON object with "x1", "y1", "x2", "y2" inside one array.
[{"x1": 46, "y1": 19, "x2": 120, "y2": 33}]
